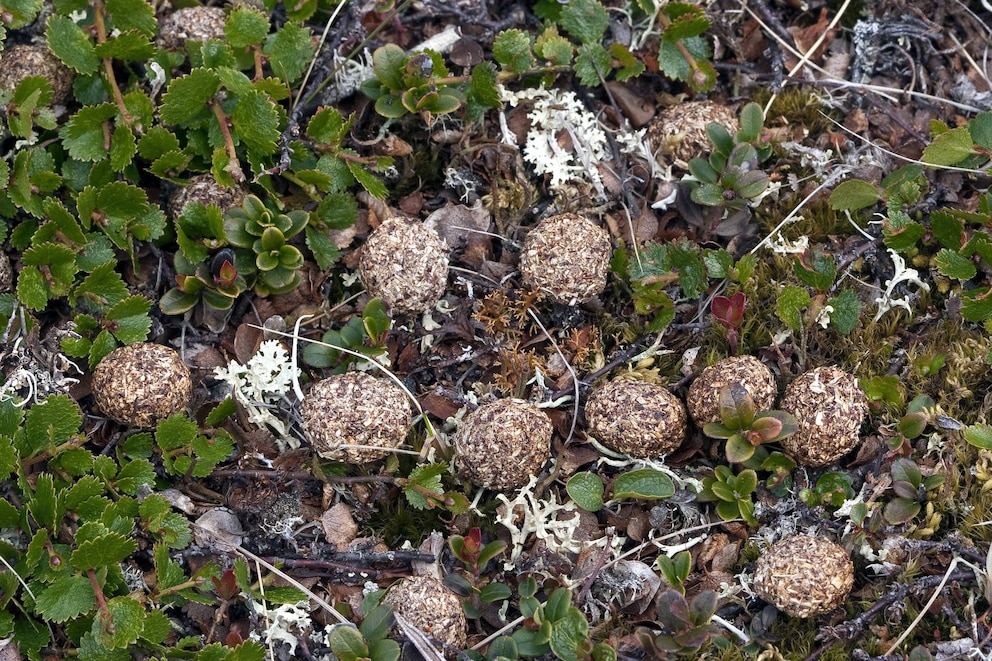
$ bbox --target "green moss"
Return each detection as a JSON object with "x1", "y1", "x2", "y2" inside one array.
[{"x1": 750, "y1": 87, "x2": 837, "y2": 136}]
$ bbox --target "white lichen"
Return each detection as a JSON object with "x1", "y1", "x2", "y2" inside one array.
[
  {"x1": 873, "y1": 248, "x2": 931, "y2": 321},
  {"x1": 248, "y1": 600, "x2": 313, "y2": 655},
  {"x1": 495, "y1": 475, "x2": 582, "y2": 568},
  {"x1": 213, "y1": 340, "x2": 300, "y2": 449}
]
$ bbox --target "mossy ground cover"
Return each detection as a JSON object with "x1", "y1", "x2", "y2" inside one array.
[{"x1": 3, "y1": 0, "x2": 992, "y2": 659}]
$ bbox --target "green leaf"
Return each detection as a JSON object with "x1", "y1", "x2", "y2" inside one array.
[
  {"x1": 661, "y1": 2, "x2": 711, "y2": 41},
  {"x1": 669, "y1": 240, "x2": 707, "y2": 299},
  {"x1": 231, "y1": 88, "x2": 280, "y2": 156},
  {"x1": 559, "y1": 0, "x2": 610, "y2": 44},
  {"x1": 34, "y1": 574, "x2": 95, "y2": 623},
  {"x1": 827, "y1": 289, "x2": 861, "y2": 334},
  {"x1": 404, "y1": 463, "x2": 445, "y2": 510},
  {"x1": 493, "y1": 29, "x2": 535, "y2": 73},
  {"x1": 105, "y1": 0, "x2": 157, "y2": 36},
  {"x1": 776, "y1": 285, "x2": 810, "y2": 331},
  {"x1": 566, "y1": 472, "x2": 604, "y2": 512},
  {"x1": 110, "y1": 122, "x2": 137, "y2": 172},
  {"x1": 613, "y1": 469, "x2": 675, "y2": 500},
  {"x1": 371, "y1": 43, "x2": 407, "y2": 91},
  {"x1": 829, "y1": 179, "x2": 880, "y2": 212},
  {"x1": 61, "y1": 103, "x2": 117, "y2": 162},
  {"x1": 922, "y1": 126, "x2": 975, "y2": 166},
  {"x1": 883, "y1": 498, "x2": 921, "y2": 525},
  {"x1": 737, "y1": 101, "x2": 764, "y2": 142},
  {"x1": 468, "y1": 61, "x2": 502, "y2": 108},
  {"x1": 935, "y1": 248, "x2": 977, "y2": 280},
  {"x1": 137, "y1": 126, "x2": 181, "y2": 160},
  {"x1": 47, "y1": 15, "x2": 100, "y2": 75},
  {"x1": 965, "y1": 424, "x2": 992, "y2": 449},
  {"x1": 794, "y1": 251, "x2": 836, "y2": 291},
  {"x1": 263, "y1": 21, "x2": 314, "y2": 84},
  {"x1": 549, "y1": 608, "x2": 589, "y2": 661},
  {"x1": 535, "y1": 25, "x2": 573, "y2": 65},
  {"x1": 94, "y1": 30, "x2": 155, "y2": 60},
  {"x1": 92, "y1": 595, "x2": 145, "y2": 650},
  {"x1": 347, "y1": 161, "x2": 388, "y2": 198},
  {"x1": 3, "y1": 0, "x2": 43, "y2": 29},
  {"x1": 329, "y1": 625, "x2": 368, "y2": 661},
  {"x1": 71, "y1": 531, "x2": 137, "y2": 570},
  {"x1": 17, "y1": 267, "x2": 50, "y2": 311},
  {"x1": 970, "y1": 111, "x2": 992, "y2": 150},
  {"x1": 610, "y1": 43, "x2": 645, "y2": 81},
  {"x1": 882, "y1": 210, "x2": 926, "y2": 252},
  {"x1": 725, "y1": 434, "x2": 755, "y2": 464},
  {"x1": 930, "y1": 210, "x2": 965, "y2": 250},
  {"x1": 574, "y1": 43, "x2": 612, "y2": 87},
  {"x1": 226, "y1": 6, "x2": 270, "y2": 48},
  {"x1": 160, "y1": 68, "x2": 220, "y2": 126}
]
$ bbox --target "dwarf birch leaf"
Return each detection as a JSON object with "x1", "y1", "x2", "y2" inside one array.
[
  {"x1": 970, "y1": 111, "x2": 992, "y2": 150},
  {"x1": 922, "y1": 126, "x2": 974, "y2": 166},
  {"x1": 107, "y1": 295, "x2": 153, "y2": 344},
  {"x1": 61, "y1": 103, "x2": 116, "y2": 161},
  {"x1": 4, "y1": 0, "x2": 43, "y2": 29},
  {"x1": 776, "y1": 285, "x2": 810, "y2": 331},
  {"x1": 559, "y1": 0, "x2": 609, "y2": 44},
  {"x1": 231, "y1": 88, "x2": 280, "y2": 156},
  {"x1": 105, "y1": 0, "x2": 156, "y2": 36},
  {"x1": 493, "y1": 29, "x2": 535, "y2": 73},
  {"x1": 469, "y1": 61, "x2": 501, "y2": 108},
  {"x1": 930, "y1": 210, "x2": 965, "y2": 250},
  {"x1": 76, "y1": 261, "x2": 129, "y2": 308},
  {"x1": 225, "y1": 6, "x2": 269, "y2": 48},
  {"x1": 965, "y1": 424, "x2": 992, "y2": 449},
  {"x1": 93, "y1": 595, "x2": 144, "y2": 649},
  {"x1": 535, "y1": 25, "x2": 573, "y2": 64},
  {"x1": 263, "y1": 22, "x2": 314, "y2": 84},
  {"x1": 305, "y1": 226, "x2": 341, "y2": 271},
  {"x1": 110, "y1": 123, "x2": 136, "y2": 172},
  {"x1": 94, "y1": 30, "x2": 155, "y2": 60},
  {"x1": 794, "y1": 251, "x2": 836, "y2": 291},
  {"x1": 347, "y1": 161, "x2": 388, "y2": 198},
  {"x1": 47, "y1": 15, "x2": 99, "y2": 74},
  {"x1": 574, "y1": 43, "x2": 611, "y2": 87},
  {"x1": 34, "y1": 574, "x2": 95, "y2": 623},
  {"x1": 72, "y1": 530, "x2": 137, "y2": 570},
  {"x1": 160, "y1": 68, "x2": 220, "y2": 125},
  {"x1": 610, "y1": 43, "x2": 645, "y2": 81},
  {"x1": 827, "y1": 289, "x2": 861, "y2": 334},
  {"x1": 935, "y1": 248, "x2": 977, "y2": 280}
]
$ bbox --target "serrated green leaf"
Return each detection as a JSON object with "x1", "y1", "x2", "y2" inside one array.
[
  {"x1": 829, "y1": 179, "x2": 880, "y2": 212},
  {"x1": 15, "y1": 267, "x2": 48, "y2": 311},
  {"x1": 34, "y1": 574, "x2": 95, "y2": 623},
  {"x1": 468, "y1": 61, "x2": 502, "y2": 108},
  {"x1": 225, "y1": 6, "x2": 269, "y2": 48},
  {"x1": 305, "y1": 226, "x2": 341, "y2": 270},
  {"x1": 93, "y1": 30, "x2": 155, "y2": 60},
  {"x1": 610, "y1": 42, "x2": 645, "y2": 81},
  {"x1": 307, "y1": 106, "x2": 350, "y2": 145},
  {"x1": 930, "y1": 210, "x2": 965, "y2": 250},
  {"x1": 347, "y1": 161, "x2": 388, "y2": 198},
  {"x1": 61, "y1": 103, "x2": 117, "y2": 162},
  {"x1": 91, "y1": 595, "x2": 144, "y2": 650},
  {"x1": 72, "y1": 531, "x2": 137, "y2": 570},
  {"x1": 776, "y1": 285, "x2": 811, "y2": 331},
  {"x1": 75, "y1": 261, "x2": 128, "y2": 309},
  {"x1": 559, "y1": 0, "x2": 609, "y2": 44},
  {"x1": 566, "y1": 472, "x2": 604, "y2": 512},
  {"x1": 827, "y1": 289, "x2": 861, "y2": 334},
  {"x1": 794, "y1": 251, "x2": 836, "y2": 291},
  {"x1": 160, "y1": 68, "x2": 220, "y2": 126},
  {"x1": 137, "y1": 126, "x2": 181, "y2": 159},
  {"x1": 662, "y1": 2, "x2": 711, "y2": 40},
  {"x1": 493, "y1": 29, "x2": 535, "y2": 73},
  {"x1": 922, "y1": 126, "x2": 975, "y2": 166},
  {"x1": 105, "y1": 0, "x2": 156, "y2": 36},
  {"x1": 669, "y1": 240, "x2": 707, "y2": 299},
  {"x1": 47, "y1": 15, "x2": 100, "y2": 75},
  {"x1": 263, "y1": 21, "x2": 314, "y2": 84},
  {"x1": 109, "y1": 122, "x2": 137, "y2": 172},
  {"x1": 28, "y1": 473, "x2": 58, "y2": 531},
  {"x1": 935, "y1": 248, "x2": 977, "y2": 280},
  {"x1": 535, "y1": 25, "x2": 573, "y2": 65},
  {"x1": 574, "y1": 43, "x2": 612, "y2": 87},
  {"x1": 962, "y1": 287, "x2": 992, "y2": 322},
  {"x1": 3, "y1": 0, "x2": 43, "y2": 29},
  {"x1": 231, "y1": 87, "x2": 280, "y2": 156},
  {"x1": 613, "y1": 469, "x2": 676, "y2": 500},
  {"x1": 882, "y1": 210, "x2": 926, "y2": 252}
]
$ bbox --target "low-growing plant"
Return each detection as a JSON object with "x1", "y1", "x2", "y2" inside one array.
[
  {"x1": 328, "y1": 592, "x2": 400, "y2": 661},
  {"x1": 698, "y1": 464, "x2": 760, "y2": 527},
  {"x1": 656, "y1": 550, "x2": 692, "y2": 595},
  {"x1": 445, "y1": 528, "x2": 511, "y2": 619},
  {"x1": 636, "y1": 589, "x2": 724, "y2": 657},
  {"x1": 303, "y1": 298, "x2": 392, "y2": 372},
  {"x1": 566, "y1": 467, "x2": 676, "y2": 512},
  {"x1": 883, "y1": 457, "x2": 945, "y2": 526},
  {"x1": 701, "y1": 383, "x2": 798, "y2": 465}
]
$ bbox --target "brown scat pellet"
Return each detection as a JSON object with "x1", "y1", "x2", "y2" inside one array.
[
  {"x1": 780, "y1": 366, "x2": 868, "y2": 467},
  {"x1": 647, "y1": 100, "x2": 739, "y2": 166},
  {"x1": 454, "y1": 398, "x2": 552, "y2": 490},
  {"x1": 686, "y1": 355, "x2": 777, "y2": 427},
  {"x1": 301, "y1": 372, "x2": 412, "y2": 463},
  {"x1": 753, "y1": 535, "x2": 854, "y2": 618},
  {"x1": 358, "y1": 217, "x2": 449, "y2": 315},
  {"x1": 519, "y1": 213, "x2": 612, "y2": 305},
  {"x1": 0, "y1": 44, "x2": 75, "y2": 105},
  {"x1": 585, "y1": 379, "x2": 687, "y2": 458},
  {"x1": 92, "y1": 343, "x2": 193, "y2": 428},
  {"x1": 383, "y1": 574, "x2": 467, "y2": 649},
  {"x1": 156, "y1": 6, "x2": 227, "y2": 51}
]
